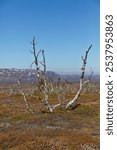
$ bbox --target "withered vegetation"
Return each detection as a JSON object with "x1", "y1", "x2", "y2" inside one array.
[{"x1": 0, "y1": 83, "x2": 100, "y2": 150}]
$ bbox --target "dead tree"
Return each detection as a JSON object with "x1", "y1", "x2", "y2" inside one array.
[
  {"x1": 47, "y1": 73, "x2": 55, "y2": 93},
  {"x1": 40, "y1": 50, "x2": 53, "y2": 112},
  {"x1": 29, "y1": 38, "x2": 61, "y2": 112},
  {"x1": 66, "y1": 45, "x2": 92, "y2": 110},
  {"x1": 17, "y1": 75, "x2": 33, "y2": 113},
  {"x1": 30, "y1": 37, "x2": 92, "y2": 112},
  {"x1": 40, "y1": 50, "x2": 60, "y2": 113},
  {"x1": 55, "y1": 77, "x2": 67, "y2": 107},
  {"x1": 30, "y1": 37, "x2": 41, "y2": 88}
]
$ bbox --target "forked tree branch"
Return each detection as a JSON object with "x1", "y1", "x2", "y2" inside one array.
[{"x1": 66, "y1": 44, "x2": 92, "y2": 110}]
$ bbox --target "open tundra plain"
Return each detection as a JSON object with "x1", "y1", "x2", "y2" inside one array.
[{"x1": 0, "y1": 81, "x2": 100, "y2": 150}]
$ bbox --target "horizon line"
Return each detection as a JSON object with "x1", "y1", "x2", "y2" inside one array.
[{"x1": 0, "y1": 67, "x2": 100, "y2": 75}]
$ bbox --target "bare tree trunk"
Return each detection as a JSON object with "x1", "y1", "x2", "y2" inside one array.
[
  {"x1": 41, "y1": 50, "x2": 54, "y2": 112},
  {"x1": 41, "y1": 50, "x2": 61, "y2": 112},
  {"x1": 17, "y1": 80, "x2": 33, "y2": 113},
  {"x1": 30, "y1": 37, "x2": 41, "y2": 88},
  {"x1": 30, "y1": 37, "x2": 54, "y2": 112},
  {"x1": 66, "y1": 45, "x2": 92, "y2": 110}
]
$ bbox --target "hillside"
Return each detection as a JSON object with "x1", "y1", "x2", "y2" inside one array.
[{"x1": 0, "y1": 68, "x2": 100, "y2": 84}]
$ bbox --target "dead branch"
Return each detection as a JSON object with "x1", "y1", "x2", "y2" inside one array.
[
  {"x1": 17, "y1": 75, "x2": 33, "y2": 114},
  {"x1": 30, "y1": 37, "x2": 41, "y2": 87},
  {"x1": 66, "y1": 45, "x2": 92, "y2": 110},
  {"x1": 40, "y1": 50, "x2": 62, "y2": 112},
  {"x1": 41, "y1": 50, "x2": 54, "y2": 112},
  {"x1": 65, "y1": 80, "x2": 72, "y2": 85}
]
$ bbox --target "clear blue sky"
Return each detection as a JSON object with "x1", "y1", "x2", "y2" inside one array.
[{"x1": 0, "y1": 0, "x2": 100, "y2": 74}]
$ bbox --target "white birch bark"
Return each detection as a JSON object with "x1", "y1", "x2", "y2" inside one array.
[
  {"x1": 41, "y1": 50, "x2": 61, "y2": 112},
  {"x1": 17, "y1": 80, "x2": 33, "y2": 113},
  {"x1": 66, "y1": 45, "x2": 92, "y2": 110},
  {"x1": 41, "y1": 50, "x2": 54, "y2": 112},
  {"x1": 30, "y1": 37, "x2": 41, "y2": 87}
]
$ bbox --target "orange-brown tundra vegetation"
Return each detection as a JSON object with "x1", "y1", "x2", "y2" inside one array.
[{"x1": 0, "y1": 85, "x2": 100, "y2": 150}]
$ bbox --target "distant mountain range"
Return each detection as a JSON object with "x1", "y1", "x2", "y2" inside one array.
[{"x1": 0, "y1": 68, "x2": 100, "y2": 84}]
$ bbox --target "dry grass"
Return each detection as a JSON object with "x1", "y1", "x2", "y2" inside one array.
[{"x1": 0, "y1": 86, "x2": 100, "y2": 150}]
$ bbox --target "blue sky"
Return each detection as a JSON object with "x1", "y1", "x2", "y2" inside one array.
[{"x1": 0, "y1": 0, "x2": 100, "y2": 74}]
